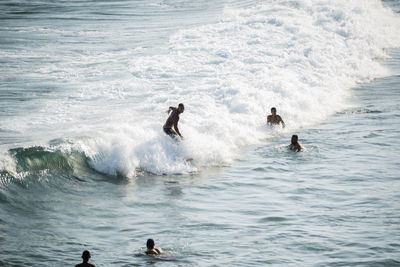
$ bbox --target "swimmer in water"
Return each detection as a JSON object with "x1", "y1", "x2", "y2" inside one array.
[
  {"x1": 267, "y1": 107, "x2": 285, "y2": 128},
  {"x1": 75, "y1": 250, "x2": 96, "y2": 267},
  {"x1": 163, "y1": 103, "x2": 184, "y2": 140},
  {"x1": 146, "y1": 239, "x2": 163, "y2": 255},
  {"x1": 289, "y1": 135, "x2": 302, "y2": 152}
]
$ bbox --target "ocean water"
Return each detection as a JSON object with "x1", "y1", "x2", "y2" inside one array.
[{"x1": 1, "y1": 0, "x2": 400, "y2": 266}]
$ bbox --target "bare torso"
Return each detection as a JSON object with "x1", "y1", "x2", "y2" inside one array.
[
  {"x1": 289, "y1": 143, "x2": 302, "y2": 152},
  {"x1": 267, "y1": 115, "x2": 283, "y2": 125},
  {"x1": 163, "y1": 108, "x2": 180, "y2": 129},
  {"x1": 146, "y1": 248, "x2": 162, "y2": 255}
]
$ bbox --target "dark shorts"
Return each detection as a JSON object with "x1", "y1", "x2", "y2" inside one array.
[{"x1": 163, "y1": 127, "x2": 176, "y2": 137}]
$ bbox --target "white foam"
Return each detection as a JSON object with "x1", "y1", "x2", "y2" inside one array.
[
  {"x1": 2, "y1": 0, "x2": 400, "y2": 176},
  {"x1": 0, "y1": 151, "x2": 17, "y2": 177}
]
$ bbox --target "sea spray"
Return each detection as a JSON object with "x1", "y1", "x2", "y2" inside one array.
[
  {"x1": 88, "y1": 0, "x2": 400, "y2": 175},
  {"x1": 1, "y1": 0, "x2": 400, "y2": 176}
]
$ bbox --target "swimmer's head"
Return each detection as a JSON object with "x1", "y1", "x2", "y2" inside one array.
[
  {"x1": 291, "y1": 135, "x2": 298, "y2": 144},
  {"x1": 82, "y1": 250, "x2": 91, "y2": 261},
  {"x1": 271, "y1": 107, "x2": 276, "y2": 115},
  {"x1": 178, "y1": 103, "x2": 185, "y2": 113},
  {"x1": 147, "y1": 239, "x2": 155, "y2": 249}
]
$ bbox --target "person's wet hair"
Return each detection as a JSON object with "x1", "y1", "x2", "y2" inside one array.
[
  {"x1": 291, "y1": 135, "x2": 298, "y2": 144},
  {"x1": 82, "y1": 250, "x2": 91, "y2": 261},
  {"x1": 178, "y1": 103, "x2": 184, "y2": 109},
  {"x1": 147, "y1": 239, "x2": 155, "y2": 249},
  {"x1": 271, "y1": 107, "x2": 276, "y2": 112}
]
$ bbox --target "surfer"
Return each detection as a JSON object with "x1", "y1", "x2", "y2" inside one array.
[
  {"x1": 163, "y1": 103, "x2": 184, "y2": 139},
  {"x1": 289, "y1": 135, "x2": 302, "y2": 152},
  {"x1": 267, "y1": 107, "x2": 285, "y2": 128},
  {"x1": 146, "y1": 239, "x2": 163, "y2": 255},
  {"x1": 75, "y1": 250, "x2": 96, "y2": 267}
]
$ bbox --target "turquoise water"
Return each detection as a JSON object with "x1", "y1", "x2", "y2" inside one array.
[{"x1": 1, "y1": 1, "x2": 400, "y2": 266}]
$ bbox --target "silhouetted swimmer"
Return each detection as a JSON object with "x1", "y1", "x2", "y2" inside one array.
[
  {"x1": 289, "y1": 135, "x2": 302, "y2": 152},
  {"x1": 75, "y1": 250, "x2": 96, "y2": 267},
  {"x1": 163, "y1": 103, "x2": 184, "y2": 140},
  {"x1": 146, "y1": 239, "x2": 163, "y2": 255},
  {"x1": 267, "y1": 107, "x2": 285, "y2": 128}
]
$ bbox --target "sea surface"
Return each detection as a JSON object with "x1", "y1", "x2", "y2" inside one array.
[{"x1": 1, "y1": 0, "x2": 400, "y2": 266}]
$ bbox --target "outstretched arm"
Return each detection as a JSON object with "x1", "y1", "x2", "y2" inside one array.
[
  {"x1": 166, "y1": 106, "x2": 175, "y2": 114},
  {"x1": 267, "y1": 115, "x2": 272, "y2": 124},
  {"x1": 277, "y1": 115, "x2": 285, "y2": 128},
  {"x1": 173, "y1": 121, "x2": 183, "y2": 139}
]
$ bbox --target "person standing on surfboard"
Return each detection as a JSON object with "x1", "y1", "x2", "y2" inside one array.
[
  {"x1": 267, "y1": 107, "x2": 285, "y2": 128},
  {"x1": 163, "y1": 103, "x2": 184, "y2": 139}
]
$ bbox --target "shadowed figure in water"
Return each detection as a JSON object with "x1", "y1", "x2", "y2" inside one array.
[
  {"x1": 163, "y1": 103, "x2": 185, "y2": 140},
  {"x1": 267, "y1": 107, "x2": 285, "y2": 128},
  {"x1": 289, "y1": 134, "x2": 302, "y2": 152},
  {"x1": 75, "y1": 250, "x2": 96, "y2": 267},
  {"x1": 146, "y1": 239, "x2": 163, "y2": 255}
]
